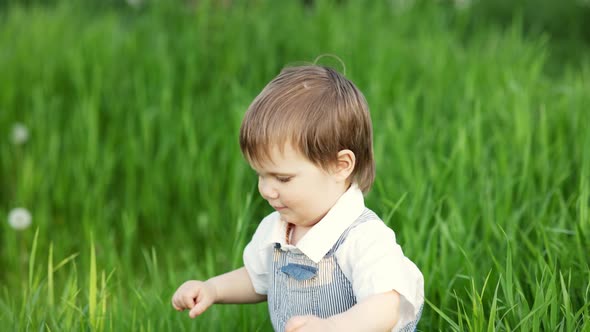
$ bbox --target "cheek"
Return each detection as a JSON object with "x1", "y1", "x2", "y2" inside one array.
[{"x1": 283, "y1": 184, "x2": 316, "y2": 207}]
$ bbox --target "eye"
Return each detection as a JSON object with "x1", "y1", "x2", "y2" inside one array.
[{"x1": 276, "y1": 176, "x2": 292, "y2": 183}]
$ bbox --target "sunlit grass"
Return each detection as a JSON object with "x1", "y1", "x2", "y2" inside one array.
[{"x1": 1, "y1": 0, "x2": 589, "y2": 331}]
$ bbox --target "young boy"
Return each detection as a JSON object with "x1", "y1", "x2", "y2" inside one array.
[{"x1": 172, "y1": 65, "x2": 424, "y2": 332}]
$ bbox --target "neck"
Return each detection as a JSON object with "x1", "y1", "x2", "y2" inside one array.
[
  {"x1": 286, "y1": 222, "x2": 313, "y2": 246},
  {"x1": 286, "y1": 183, "x2": 353, "y2": 245}
]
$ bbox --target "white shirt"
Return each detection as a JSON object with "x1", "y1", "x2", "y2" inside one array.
[{"x1": 243, "y1": 184, "x2": 424, "y2": 330}]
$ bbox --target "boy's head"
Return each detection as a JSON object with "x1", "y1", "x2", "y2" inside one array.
[{"x1": 240, "y1": 65, "x2": 375, "y2": 193}]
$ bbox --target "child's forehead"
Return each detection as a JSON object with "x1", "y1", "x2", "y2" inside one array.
[{"x1": 248, "y1": 142, "x2": 308, "y2": 169}]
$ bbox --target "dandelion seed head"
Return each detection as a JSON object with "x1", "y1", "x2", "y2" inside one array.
[
  {"x1": 391, "y1": 0, "x2": 415, "y2": 12},
  {"x1": 126, "y1": 0, "x2": 143, "y2": 9},
  {"x1": 453, "y1": 0, "x2": 472, "y2": 10},
  {"x1": 8, "y1": 208, "x2": 32, "y2": 231},
  {"x1": 11, "y1": 123, "x2": 29, "y2": 145}
]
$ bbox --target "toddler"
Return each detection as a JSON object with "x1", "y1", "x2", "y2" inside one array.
[{"x1": 172, "y1": 65, "x2": 424, "y2": 332}]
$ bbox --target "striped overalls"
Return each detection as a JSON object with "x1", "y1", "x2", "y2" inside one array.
[
  {"x1": 267, "y1": 208, "x2": 422, "y2": 332},
  {"x1": 267, "y1": 209, "x2": 370, "y2": 331}
]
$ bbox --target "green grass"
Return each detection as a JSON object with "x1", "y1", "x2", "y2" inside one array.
[{"x1": 1, "y1": 0, "x2": 589, "y2": 330}]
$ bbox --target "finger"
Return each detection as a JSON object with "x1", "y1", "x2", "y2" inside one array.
[
  {"x1": 171, "y1": 295, "x2": 182, "y2": 311},
  {"x1": 183, "y1": 294, "x2": 197, "y2": 310},
  {"x1": 285, "y1": 315, "x2": 309, "y2": 332},
  {"x1": 172, "y1": 299, "x2": 181, "y2": 311},
  {"x1": 173, "y1": 302, "x2": 183, "y2": 311},
  {"x1": 188, "y1": 299, "x2": 211, "y2": 318}
]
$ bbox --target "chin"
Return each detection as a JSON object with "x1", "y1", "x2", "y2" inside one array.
[{"x1": 281, "y1": 216, "x2": 300, "y2": 225}]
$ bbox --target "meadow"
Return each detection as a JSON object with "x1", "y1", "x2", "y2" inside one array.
[{"x1": 1, "y1": 0, "x2": 589, "y2": 330}]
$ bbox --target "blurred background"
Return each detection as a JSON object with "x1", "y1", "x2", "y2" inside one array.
[{"x1": 1, "y1": 0, "x2": 589, "y2": 330}]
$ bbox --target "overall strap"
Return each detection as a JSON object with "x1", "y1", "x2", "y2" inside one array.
[{"x1": 327, "y1": 208, "x2": 379, "y2": 256}]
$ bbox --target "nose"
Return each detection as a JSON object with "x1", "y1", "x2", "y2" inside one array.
[{"x1": 258, "y1": 177, "x2": 279, "y2": 200}]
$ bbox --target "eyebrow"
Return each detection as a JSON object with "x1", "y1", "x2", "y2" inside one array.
[
  {"x1": 251, "y1": 168, "x2": 295, "y2": 177},
  {"x1": 268, "y1": 172, "x2": 294, "y2": 177}
]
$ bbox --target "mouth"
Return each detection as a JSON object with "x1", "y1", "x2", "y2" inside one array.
[{"x1": 272, "y1": 205, "x2": 287, "y2": 211}]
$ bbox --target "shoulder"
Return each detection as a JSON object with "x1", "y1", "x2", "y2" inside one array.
[
  {"x1": 345, "y1": 211, "x2": 398, "y2": 249},
  {"x1": 334, "y1": 210, "x2": 401, "y2": 275},
  {"x1": 335, "y1": 209, "x2": 421, "y2": 291},
  {"x1": 336, "y1": 210, "x2": 425, "y2": 326},
  {"x1": 243, "y1": 212, "x2": 281, "y2": 295}
]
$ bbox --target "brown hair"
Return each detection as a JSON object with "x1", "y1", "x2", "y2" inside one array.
[{"x1": 239, "y1": 65, "x2": 375, "y2": 192}]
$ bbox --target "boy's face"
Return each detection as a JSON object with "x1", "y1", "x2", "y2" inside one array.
[{"x1": 251, "y1": 143, "x2": 349, "y2": 228}]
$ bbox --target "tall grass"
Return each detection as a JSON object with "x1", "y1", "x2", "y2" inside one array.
[{"x1": 1, "y1": 0, "x2": 589, "y2": 330}]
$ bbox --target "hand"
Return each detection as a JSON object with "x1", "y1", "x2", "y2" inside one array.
[
  {"x1": 285, "y1": 315, "x2": 337, "y2": 332},
  {"x1": 171, "y1": 280, "x2": 217, "y2": 318}
]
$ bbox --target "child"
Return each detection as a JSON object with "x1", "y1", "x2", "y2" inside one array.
[{"x1": 172, "y1": 65, "x2": 424, "y2": 332}]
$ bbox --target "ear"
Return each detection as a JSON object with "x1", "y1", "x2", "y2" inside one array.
[{"x1": 333, "y1": 149, "x2": 356, "y2": 182}]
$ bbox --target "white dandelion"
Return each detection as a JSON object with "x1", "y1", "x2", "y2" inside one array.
[
  {"x1": 8, "y1": 208, "x2": 32, "y2": 231},
  {"x1": 11, "y1": 123, "x2": 29, "y2": 145},
  {"x1": 453, "y1": 0, "x2": 472, "y2": 10},
  {"x1": 126, "y1": 0, "x2": 143, "y2": 9}
]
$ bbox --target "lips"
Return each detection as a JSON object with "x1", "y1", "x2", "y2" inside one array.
[{"x1": 272, "y1": 205, "x2": 286, "y2": 211}]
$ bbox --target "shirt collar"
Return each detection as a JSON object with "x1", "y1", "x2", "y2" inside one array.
[{"x1": 266, "y1": 183, "x2": 366, "y2": 263}]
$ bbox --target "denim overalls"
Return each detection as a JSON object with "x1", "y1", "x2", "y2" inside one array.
[{"x1": 267, "y1": 209, "x2": 421, "y2": 332}]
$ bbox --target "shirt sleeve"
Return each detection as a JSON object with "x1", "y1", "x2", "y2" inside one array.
[
  {"x1": 242, "y1": 214, "x2": 275, "y2": 295},
  {"x1": 336, "y1": 219, "x2": 424, "y2": 331}
]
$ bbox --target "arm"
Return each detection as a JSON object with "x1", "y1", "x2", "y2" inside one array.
[
  {"x1": 286, "y1": 290, "x2": 400, "y2": 332},
  {"x1": 171, "y1": 266, "x2": 267, "y2": 318},
  {"x1": 208, "y1": 266, "x2": 267, "y2": 304}
]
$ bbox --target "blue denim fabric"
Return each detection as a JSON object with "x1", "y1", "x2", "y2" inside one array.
[{"x1": 280, "y1": 263, "x2": 317, "y2": 280}]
